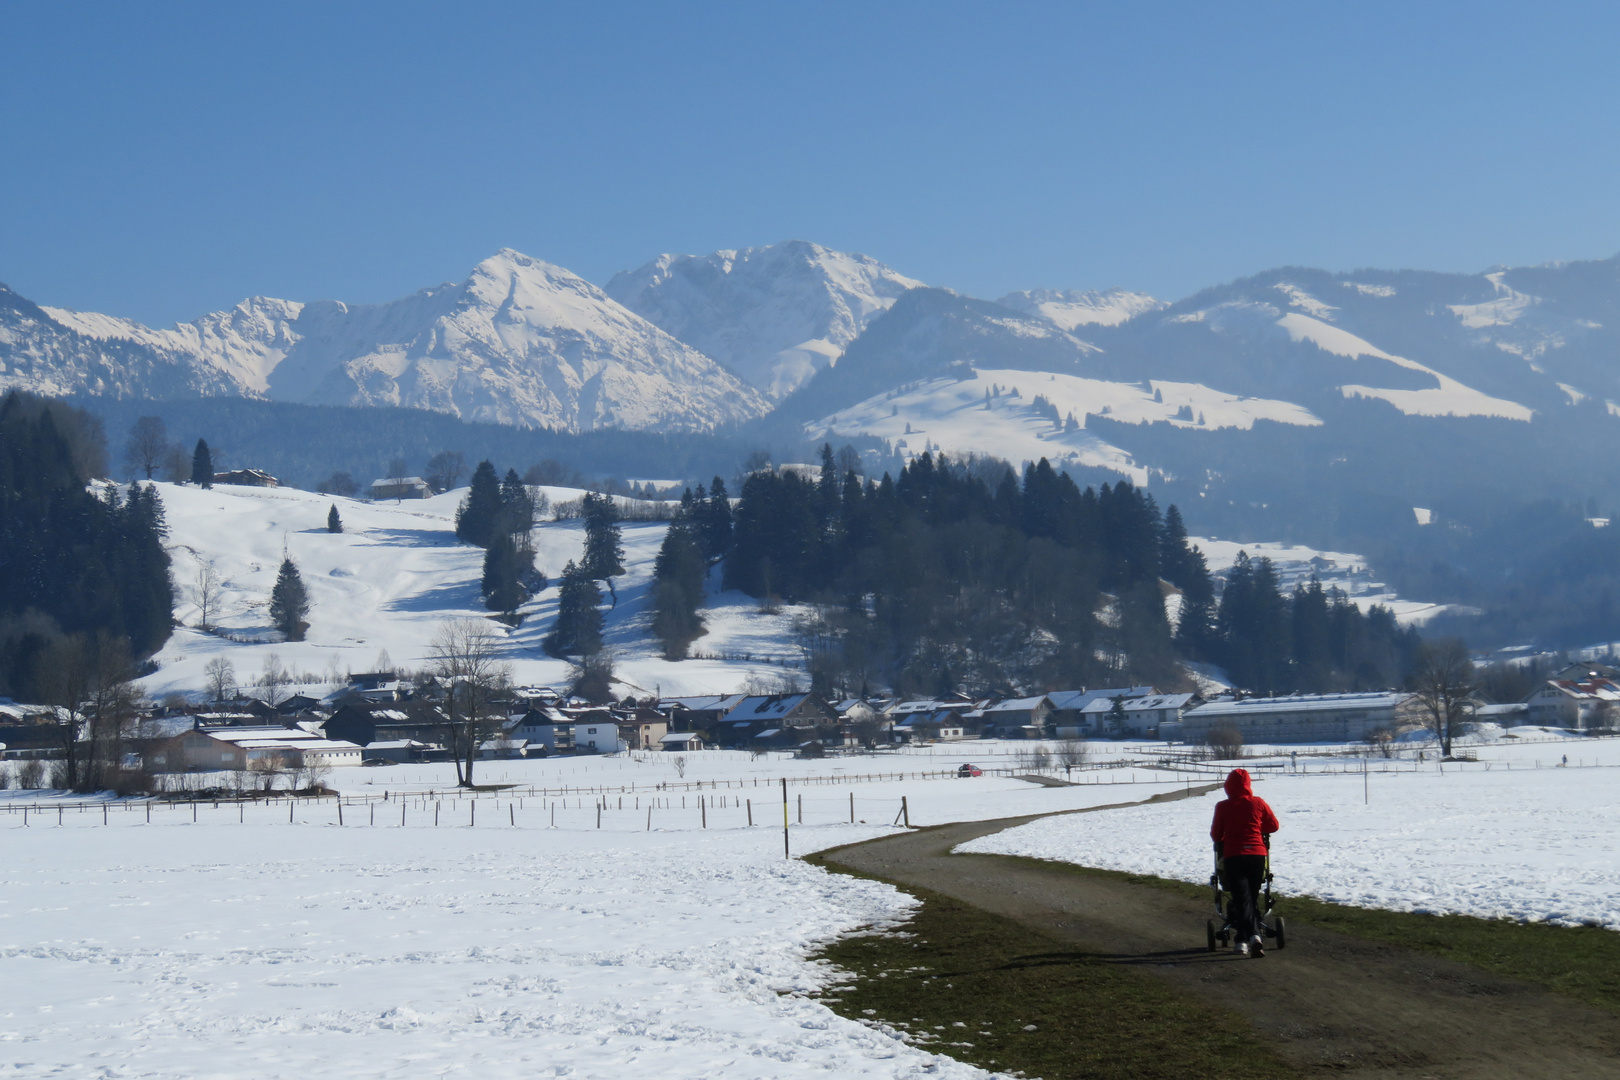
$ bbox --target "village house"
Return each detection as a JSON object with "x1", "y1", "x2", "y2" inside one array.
[
  {"x1": 713, "y1": 693, "x2": 839, "y2": 747},
  {"x1": 323, "y1": 700, "x2": 448, "y2": 747},
  {"x1": 1525, "y1": 676, "x2": 1620, "y2": 730},
  {"x1": 660, "y1": 694, "x2": 747, "y2": 733},
  {"x1": 212, "y1": 468, "x2": 280, "y2": 487},
  {"x1": 981, "y1": 695, "x2": 1054, "y2": 738},
  {"x1": 1080, "y1": 692, "x2": 1199, "y2": 737},
  {"x1": 1170, "y1": 691, "x2": 1410, "y2": 744},
  {"x1": 893, "y1": 706, "x2": 969, "y2": 742},
  {"x1": 146, "y1": 725, "x2": 363, "y2": 772},
  {"x1": 617, "y1": 708, "x2": 669, "y2": 751},
  {"x1": 1047, "y1": 687, "x2": 1155, "y2": 736},
  {"x1": 370, "y1": 476, "x2": 432, "y2": 500},
  {"x1": 506, "y1": 707, "x2": 574, "y2": 754},
  {"x1": 572, "y1": 711, "x2": 626, "y2": 754}
]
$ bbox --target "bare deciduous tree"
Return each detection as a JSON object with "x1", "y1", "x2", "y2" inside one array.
[
  {"x1": 124, "y1": 416, "x2": 170, "y2": 480},
  {"x1": 1205, "y1": 725, "x2": 1244, "y2": 760},
  {"x1": 1056, "y1": 738, "x2": 1090, "y2": 777},
  {"x1": 1411, "y1": 637, "x2": 1476, "y2": 758},
  {"x1": 424, "y1": 450, "x2": 467, "y2": 494},
  {"x1": 428, "y1": 618, "x2": 511, "y2": 787},
  {"x1": 671, "y1": 754, "x2": 687, "y2": 779},
  {"x1": 258, "y1": 653, "x2": 290, "y2": 707},
  {"x1": 194, "y1": 563, "x2": 223, "y2": 631},
  {"x1": 37, "y1": 633, "x2": 139, "y2": 792},
  {"x1": 203, "y1": 655, "x2": 236, "y2": 703}
]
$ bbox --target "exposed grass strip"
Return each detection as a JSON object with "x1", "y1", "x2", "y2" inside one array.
[
  {"x1": 809, "y1": 881, "x2": 1301, "y2": 1080},
  {"x1": 1012, "y1": 857, "x2": 1620, "y2": 1016}
]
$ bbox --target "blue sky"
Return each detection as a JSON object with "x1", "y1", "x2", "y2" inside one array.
[{"x1": 4, "y1": 2, "x2": 1618, "y2": 326}]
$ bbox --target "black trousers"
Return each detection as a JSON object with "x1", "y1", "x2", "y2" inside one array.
[{"x1": 1223, "y1": 854, "x2": 1267, "y2": 941}]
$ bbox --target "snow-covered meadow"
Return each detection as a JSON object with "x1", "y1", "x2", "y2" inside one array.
[
  {"x1": 148, "y1": 480, "x2": 816, "y2": 701},
  {"x1": 961, "y1": 743, "x2": 1620, "y2": 929},
  {"x1": 0, "y1": 756, "x2": 1194, "y2": 1080}
]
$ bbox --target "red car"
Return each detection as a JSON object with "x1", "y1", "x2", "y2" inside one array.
[{"x1": 957, "y1": 763, "x2": 982, "y2": 777}]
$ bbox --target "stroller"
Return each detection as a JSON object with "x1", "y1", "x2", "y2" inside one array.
[{"x1": 1205, "y1": 839, "x2": 1286, "y2": 952}]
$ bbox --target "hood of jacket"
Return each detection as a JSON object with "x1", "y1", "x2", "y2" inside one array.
[{"x1": 1224, "y1": 768, "x2": 1253, "y2": 798}]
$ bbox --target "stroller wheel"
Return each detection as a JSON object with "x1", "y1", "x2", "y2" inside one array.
[
  {"x1": 1206, "y1": 919, "x2": 1218, "y2": 952},
  {"x1": 1273, "y1": 916, "x2": 1287, "y2": 950}
]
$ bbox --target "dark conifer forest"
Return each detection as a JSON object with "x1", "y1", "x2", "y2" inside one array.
[
  {"x1": 0, "y1": 392, "x2": 174, "y2": 699},
  {"x1": 708, "y1": 448, "x2": 1418, "y2": 698}
]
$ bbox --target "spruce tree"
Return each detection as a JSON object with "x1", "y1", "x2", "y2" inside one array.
[
  {"x1": 454, "y1": 460, "x2": 503, "y2": 547},
  {"x1": 651, "y1": 520, "x2": 707, "y2": 659},
  {"x1": 192, "y1": 439, "x2": 213, "y2": 489},
  {"x1": 697, "y1": 476, "x2": 733, "y2": 562},
  {"x1": 269, "y1": 556, "x2": 310, "y2": 642},
  {"x1": 327, "y1": 504, "x2": 342, "y2": 534},
  {"x1": 545, "y1": 560, "x2": 602, "y2": 656},
  {"x1": 500, "y1": 468, "x2": 534, "y2": 538},
  {"x1": 481, "y1": 532, "x2": 530, "y2": 619},
  {"x1": 581, "y1": 492, "x2": 625, "y2": 604}
]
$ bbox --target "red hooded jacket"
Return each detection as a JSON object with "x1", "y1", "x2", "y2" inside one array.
[{"x1": 1210, "y1": 768, "x2": 1279, "y2": 857}]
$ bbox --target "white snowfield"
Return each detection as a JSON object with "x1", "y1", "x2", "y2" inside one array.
[
  {"x1": 1277, "y1": 312, "x2": 1535, "y2": 422},
  {"x1": 148, "y1": 481, "x2": 817, "y2": 701},
  {"x1": 809, "y1": 367, "x2": 1318, "y2": 486},
  {"x1": 0, "y1": 754, "x2": 1186, "y2": 1080},
  {"x1": 961, "y1": 741, "x2": 1620, "y2": 930}
]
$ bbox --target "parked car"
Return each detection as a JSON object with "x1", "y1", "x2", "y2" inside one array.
[{"x1": 957, "y1": 763, "x2": 982, "y2": 777}]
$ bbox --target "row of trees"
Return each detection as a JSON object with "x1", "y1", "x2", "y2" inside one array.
[{"x1": 690, "y1": 447, "x2": 1425, "y2": 700}]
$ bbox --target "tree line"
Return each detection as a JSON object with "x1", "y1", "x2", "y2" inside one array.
[{"x1": 673, "y1": 446, "x2": 1420, "y2": 699}]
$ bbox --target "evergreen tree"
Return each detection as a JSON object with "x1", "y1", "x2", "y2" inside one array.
[
  {"x1": 581, "y1": 492, "x2": 625, "y2": 604},
  {"x1": 327, "y1": 504, "x2": 342, "y2": 533},
  {"x1": 192, "y1": 439, "x2": 213, "y2": 489},
  {"x1": 697, "y1": 476, "x2": 733, "y2": 562},
  {"x1": 651, "y1": 520, "x2": 707, "y2": 659},
  {"x1": 269, "y1": 556, "x2": 310, "y2": 641},
  {"x1": 454, "y1": 460, "x2": 503, "y2": 547},
  {"x1": 500, "y1": 468, "x2": 535, "y2": 540},
  {"x1": 481, "y1": 532, "x2": 531, "y2": 619},
  {"x1": 545, "y1": 560, "x2": 602, "y2": 656}
]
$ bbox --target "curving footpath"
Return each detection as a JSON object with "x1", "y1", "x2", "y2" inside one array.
[{"x1": 810, "y1": 785, "x2": 1620, "y2": 1079}]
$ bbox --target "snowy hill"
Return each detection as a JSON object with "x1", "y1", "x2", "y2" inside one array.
[
  {"x1": 605, "y1": 240, "x2": 922, "y2": 399},
  {"x1": 809, "y1": 367, "x2": 1319, "y2": 485},
  {"x1": 147, "y1": 482, "x2": 812, "y2": 701},
  {"x1": 7, "y1": 251, "x2": 770, "y2": 433},
  {"x1": 996, "y1": 287, "x2": 1165, "y2": 330}
]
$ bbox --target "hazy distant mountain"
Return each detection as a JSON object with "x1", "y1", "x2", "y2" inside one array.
[
  {"x1": 7, "y1": 251, "x2": 769, "y2": 433},
  {"x1": 996, "y1": 287, "x2": 1165, "y2": 330},
  {"x1": 606, "y1": 240, "x2": 922, "y2": 399}
]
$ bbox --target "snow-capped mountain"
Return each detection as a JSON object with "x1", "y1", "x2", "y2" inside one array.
[
  {"x1": 995, "y1": 287, "x2": 1165, "y2": 330},
  {"x1": 605, "y1": 240, "x2": 922, "y2": 399},
  {"x1": 4, "y1": 251, "x2": 770, "y2": 433}
]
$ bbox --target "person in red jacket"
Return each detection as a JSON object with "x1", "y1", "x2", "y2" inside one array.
[{"x1": 1210, "y1": 767, "x2": 1280, "y2": 957}]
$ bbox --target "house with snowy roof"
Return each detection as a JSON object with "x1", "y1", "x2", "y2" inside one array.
[
  {"x1": 1047, "y1": 687, "x2": 1155, "y2": 734},
  {"x1": 1078, "y1": 692, "x2": 1198, "y2": 737},
  {"x1": 1525, "y1": 677, "x2": 1620, "y2": 730},
  {"x1": 1172, "y1": 691, "x2": 1410, "y2": 744},
  {"x1": 324, "y1": 700, "x2": 447, "y2": 747},
  {"x1": 370, "y1": 476, "x2": 431, "y2": 500},
  {"x1": 981, "y1": 696, "x2": 1054, "y2": 738}
]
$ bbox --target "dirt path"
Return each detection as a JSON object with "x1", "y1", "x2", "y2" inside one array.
[{"x1": 811, "y1": 788, "x2": 1620, "y2": 1079}]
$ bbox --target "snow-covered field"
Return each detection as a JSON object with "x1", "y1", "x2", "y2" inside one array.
[
  {"x1": 962, "y1": 746, "x2": 1620, "y2": 929},
  {"x1": 149, "y1": 481, "x2": 816, "y2": 701},
  {"x1": 0, "y1": 760, "x2": 1186, "y2": 1080}
]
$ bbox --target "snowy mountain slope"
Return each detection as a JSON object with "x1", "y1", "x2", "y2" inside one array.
[
  {"x1": 809, "y1": 368, "x2": 1319, "y2": 485},
  {"x1": 7, "y1": 252, "x2": 770, "y2": 433},
  {"x1": 0, "y1": 284, "x2": 243, "y2": 399},
  {"x1": 605, "y1": 240, "x2": 923, "y2": 399},
  {"x1": 776, "y1": 287, "x2": 1107, "y2": 425},
  {"x1": 147, "y1": 482, "x2": 813, "y2": 701},
  {"x1": 995, "y1": 287, "x2": 1165, "y2": 330}
]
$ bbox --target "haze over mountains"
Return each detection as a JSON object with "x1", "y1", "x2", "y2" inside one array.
[{"x1": 7, "y1": 240, "x2": 1620, "y2": 523}]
